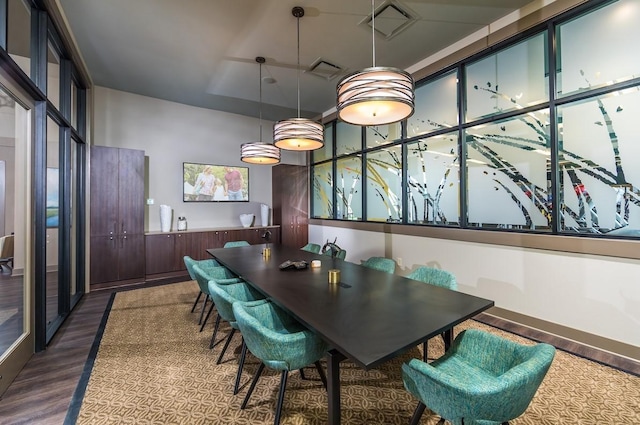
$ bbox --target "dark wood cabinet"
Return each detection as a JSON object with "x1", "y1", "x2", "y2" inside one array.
[
  {"x1": 90, "y1": 146, "x2": 145, "y2": 285},
  {"x1": 272, "y1": 164, "x2": 309, "y2": 249}
]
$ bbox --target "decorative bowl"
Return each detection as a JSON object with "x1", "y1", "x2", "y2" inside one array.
[{"x1": 239, "y1": 214, "x2": 254, "y2": 228}]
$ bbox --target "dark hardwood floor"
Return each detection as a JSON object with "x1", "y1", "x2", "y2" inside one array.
[{"x1": 0, "y1": 282, "x2": 638, "y2": 425}]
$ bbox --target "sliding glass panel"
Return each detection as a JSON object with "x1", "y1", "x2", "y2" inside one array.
[
  {"x1": 366, "y1": 146, "x2": 402, "y2": 222},
  {"x1": 312, "y1": 162, "x2": 333, "y2": 219},
  {"x1": 336, "y1": 155, "x2": 362, "y2": 220},
  {"x1": 556, "y1": 0, "x2": 640, "y2": 98},
  {"x1": 407, "y1": 71, "x2": 458, "y2": 139},
  {"x1": 466, "y1": 32, "x2": 548, "y2": 122},
  {"x1": 406, "y1": 132, "x2": 460, "y2": 225},
  {"x1": 335, "y1": 121, "x2": 361, "y2": 157},
  {"x1": 556, "y1": 88, "x2": 640, "y2": 235},
  {"x1": 313, "y1": 121, "x2": 333, "y2": 163},
  {"x1": 70, "y1": 79, "x2": 78, "y2": 130},
  {"x1": 45, "y1": 116, "x2": 60, "y2": 328},
  {"x1": 7, "y1": 0, "x2": 31, "y2": 77},
  {"x1": 365, "y1": 123, "x2": 400, "y2": 149},
  {"x1": 466, "y1": 109, "x2": 552, "y2": 230},
  {"x1": 47, "y1": 42, "x2": 60, "y2": 111}
]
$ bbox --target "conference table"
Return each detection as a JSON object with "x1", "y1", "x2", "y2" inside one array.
[{"x1": 207, "y1": 244, "x2": 494, "y2": 424}]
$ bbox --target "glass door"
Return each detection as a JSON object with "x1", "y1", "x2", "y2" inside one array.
[{"x1": 0, "y1": 72, "x2": 35, "y2": 396}]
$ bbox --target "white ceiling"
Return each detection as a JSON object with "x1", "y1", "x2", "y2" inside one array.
[{"x1": 58, "y1": 0, "x2": 533, "y2": 122}]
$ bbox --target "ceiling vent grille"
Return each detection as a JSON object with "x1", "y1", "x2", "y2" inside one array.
[
  {"x1": 362, "y1": 0, "x2": 418, "y2": 40},
  {"x1": 306, "y1": 58, "x2": 344, "y2": 81}
]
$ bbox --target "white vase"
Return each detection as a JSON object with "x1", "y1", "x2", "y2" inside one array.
[
  {"x1": 160, "y1": 204, "x2": 172, "y2": 232},
  {"x1": 261, "y1": 204, "x2": 269, "y2": 226},
  {"x1": 239, "y1": 213, "x2": 254, "y2": 228}
]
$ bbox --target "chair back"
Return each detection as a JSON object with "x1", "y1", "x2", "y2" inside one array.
[
  {"x1": 207, "y1": 281, "x2": 263, "y2": 323},
  {"x1": 224, "y1": 240, "x2": 250, "y2": 248},
  {"x1": 301, "y1": 243, "x2": 321, "y2": 254},
  {"x1": 192, "y1": 263, "x2": 237, "y2": 295},
  {"x1": 361, "y1": 256, "x2": 396, "y2": 274},
  {"x1": 0, "y1": 235, "x2": 14, "y2": 259},
  {"x1": 407, "y1": 266, "x2": 457, "y2": 290}
]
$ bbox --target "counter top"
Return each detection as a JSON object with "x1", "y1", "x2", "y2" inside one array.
[{"x1": 145, "y1": 225, "x2": 280, "y2": 236}]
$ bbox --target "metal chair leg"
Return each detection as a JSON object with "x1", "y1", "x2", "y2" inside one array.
[
  {"x1": 422, "y1": 340, "x2": 428, "y2": 363},
  {"x1": 234, "y1": 340, "x2": 247, "y2": 395},
  {"x1": 209, "y1": 315, "x2": 222, "y2": 349},
  {"x1": 241, "y1": 363, "x2": 265, "y2": 409},
  {"x1": 200, "y1": 302, "x2": 215, "y2": 332},
  {"x1": 191, "y1": 291, "x2": 203, "y2": 313},
  {"x1": 410, "y1": 401, "x2": 426, "y2": 425},
  {"x1": 216, "y1": 328, "x2": 236, "y2": 364},
  {"x1": 198, "y1": 294, "x2": 209, "y2": 325},
  {"x1": 274, "y1": 370, "x2": 289, "y2": 425},
  {"x1": 314, "y1": 360, "x2": 327, "y2": 389}
]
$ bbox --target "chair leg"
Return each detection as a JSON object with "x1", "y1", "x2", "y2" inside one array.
[
  {"x1": 274, "y1": 370, "x2": 289, "y2": 425},
  {"x1": 233, "y1": 340, "x2": 247, "y2": 395},
  {"x1": 442, "y1": 327, "x2": 454, "y2": 351},
  {"x1": 241, "y1": 363, "x2": 265, "y2": 409},
  {"x1": 209, "y1": 315, "x2": 222, "y2": 349},
  {"x1": 299, "y1": 368, "x2": 306, "y2": 380},
  {"x1": 216, "y1": 328, "x2": 236, "y2": 364},
  {"x1": 191, "y1": 291, "x2": 203, "y2": 313},
  {"x1": 409, "y1": 402, "x2": 426, "y2": 425},
  {"x1": 200, "y1": 302, "x2": 215, "y2": 332},
  {"x1": 422, "y1": 340, "x2": 428, "y2": 363},
  {"x1": 198, "y1": 294, "x2": 209, "y2": 325},
  {"x1": 314, "y1": 360, "x2": 327, "y2": 389}
]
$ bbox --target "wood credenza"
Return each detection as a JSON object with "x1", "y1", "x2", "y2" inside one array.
[{"x1": 144, "y1": 226, "x2": 280, "y2": 278}]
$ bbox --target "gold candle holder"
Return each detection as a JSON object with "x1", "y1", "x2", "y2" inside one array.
[
  {"x1": 263, "y1": 247, "x2": 271, "y2": 258},
  {"x1": 328, "y1": 269, "x2": 340, "y2": 284}
]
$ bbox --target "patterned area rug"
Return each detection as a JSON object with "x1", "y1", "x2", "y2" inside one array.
[{"x1": 66, "y1": 281, "x2": 640, "y2": 424}]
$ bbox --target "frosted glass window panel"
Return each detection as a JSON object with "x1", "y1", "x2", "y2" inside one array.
[
  {"x1": 406, "y1": 133, "x2": 460, "y2": 225},
  {"x1": 336, "y1": 156, "x2": 363, "y2": 220},
  {"x1": 557, "y1": 88, "x2": 640, "y2": 235},
  {"x1": 408, "y1": 71, "x2": 459, "y2": 138},
  {"x1": 557, "y1": 0, "x2": 640, "y2": 97},
  {"x1": 313, "y1": 122, "x2": 334, "y2": 163},
  {"x1": 466, "y1": 32, "x2": 548, "y2": 122},
  {"x1": 365, "y1": 123, "x2": 401, "y2": 149},
  {"x1": 7, "y1": 0, "x2": 31, "y2": 77},
  {"x1": 366, "y1": 146, "x2": 402, "y2": 222},
  {"x1": 312, "y1": 162, "x2": 334, "y2": 219},
  {"x1": 47, "y1": 41, "x2": 60, "y2": 111},
  {"x1": 466, "y1": 109, "x2": 552, "y2": 230},
  {"x1": 335, "y1": 121, "x2": 362, "y2": 156}
]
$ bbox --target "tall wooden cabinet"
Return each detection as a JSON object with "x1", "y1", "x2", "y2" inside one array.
[
  {"x1": 272, "y1": 164, "x2": 309, "y2": 249},
  {"x1": 90, "y1": 146, "x2": 145, "y2": 284}
]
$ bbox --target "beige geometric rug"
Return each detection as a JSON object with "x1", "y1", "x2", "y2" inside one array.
[{"x1": 65, "y1": 281, "x2": 640, "y2": 424}]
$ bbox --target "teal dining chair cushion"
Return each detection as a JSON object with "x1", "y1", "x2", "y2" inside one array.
[
  {"x1": 406, "y1": 266, "x2": 457, "y2": 290},
  {"x1": 361, "y1": 256, "x2": 396, "y2": 274},
  {"x1": 224, "y1": 240, "x2": 250, "y2": 248},
  {"x1": 183, "y1": 255, "x2": 221, "y2": 280}
]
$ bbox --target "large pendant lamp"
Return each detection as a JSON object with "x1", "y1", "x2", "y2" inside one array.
[
  {"x1": 273, "y1": 6, "x2": 324, "y2": 151},
  {"x1": 241, "y1": 57, "x2": 281, "y2": 164},
  {"x1": 336, "y1": 0, "x2": 415, "y2": 126}
]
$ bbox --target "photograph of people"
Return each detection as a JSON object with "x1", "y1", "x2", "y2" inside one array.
[
  {"x1": 194, "y1": 165, "x2": 216, "y2": 201},
  {"x1": 224, "y1": 166, "x2": 245, "y2": 201},
  {"x1": 212, "y1": 177, "x2": 228, "y2": 201}
]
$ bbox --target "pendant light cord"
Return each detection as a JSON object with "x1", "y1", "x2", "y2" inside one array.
[
  {"x1": 371, "y1": 0, "x2": 376, "y2": 67},
  {"x1": 259, "y1": 60, "x2": 263, "y2": 142},
  {"x1": 296, "y1": 13, "x2": 301, "y2": 118}
]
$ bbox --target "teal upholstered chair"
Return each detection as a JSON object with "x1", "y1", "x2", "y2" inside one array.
[
  {"x1": 184, "y1": 256, "x2": 221, "y2": 313},
  {"x1": 192, "y1": 264, "x2": 241, "y2": 331},
  {"x1": 402, "y1": 328, "x2": 556, "y2": 425},
  {"x1": 361, "y1": 256, "x2": 396, "y2": 274},
  {"x1": 322, "y1": 248, "x2": 347, "y2": 260},
  {"x1": 407, "y1": 266, "x2": 458, "y2": 358},
  {"x1": 233, "y1": 300, "x2": 328, "y2": 425},
  {"x1": 301, "y1": 243, "x2": 321, "y2": 254},
  {"x1": 207, "y1": 280, "x2": 265, "y2": 394},
  {"x1": 224, "y1": 240, "x2": 250, "y2": 248}
]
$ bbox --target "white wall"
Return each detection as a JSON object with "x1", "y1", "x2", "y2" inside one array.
[
  {"x1": 92, "y1": 87, "x2": 305, "y2": 231},
  {"x1": 309, "y1": 224, "x2": 640, "y2": 351}
]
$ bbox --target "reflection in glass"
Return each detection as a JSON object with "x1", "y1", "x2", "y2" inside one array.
[
  {"x1": 312, "y1": 162, "x2": 333, "y2": 219},
  {"x1": 557, "y1": 89, "x2": 640, "y2": 235},
  {"x1": 466, "y1": 109, "x2": 552, "y2": 230},
  {"x1": 365, "y1": 123, "x2": 400, "y2": 149},
  {"x1": 71, "y1": 80, "x2": 78, "y2": 130},
  {"x1": 466, "y1": 32, "x2": 548, "y2": 122},
  {"x1": 7, "y1": 0, "x2": 31, "y2": 77},
  {"x1": 366, "y1": 146, "x2": 402, "y2": 222},
  {"x1": 407, "y1": 133, "x2": 459, "y2": 225},
  {"x1": 47, "y1": 42, "x2": 60, "y2": 111},
  {"x1": 313, "y1": 122, "x2": 333, "y2": 163},
  {"x1": 335, "y1": 121, "x2": 361, "y2": 157},
  {"x1": 336, "y1": 156, "x2": 362, "y2": 220},
  {"x1": 407, "y1": 71, "x2": 458, "y2": 138},
  {"x1": 46, "y1": 117, "x2": 60, "y2": 328},
  {"x1": 557, "y1": 0, "x2": 640, "y2": 98}
]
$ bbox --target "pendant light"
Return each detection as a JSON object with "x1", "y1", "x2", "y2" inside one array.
[
  {"x1": 273, "y1": 6, "x2": 324, "y2": 151},
  {"x1": 336, "y1": 0, "x2": 415, "y2": 126},
  {"x1": 241, "y1": 57, "x2": 281, "y2": 164}
]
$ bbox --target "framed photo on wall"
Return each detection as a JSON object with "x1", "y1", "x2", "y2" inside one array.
[{"x1": 183, "y1": 162, "x2": 249, "y2": 202}]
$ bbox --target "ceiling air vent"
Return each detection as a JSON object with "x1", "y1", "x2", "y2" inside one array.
[
  {"x1": 362, "y1": 0, "x2": 418, "y2": 40},
  {"x1": 306, "y1": 58, "x2": 344, "y2": 81}
]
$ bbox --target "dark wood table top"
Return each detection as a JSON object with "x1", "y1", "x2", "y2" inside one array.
[{"x1": 208, "y1": 244, "x2": 494, "y2": 370}]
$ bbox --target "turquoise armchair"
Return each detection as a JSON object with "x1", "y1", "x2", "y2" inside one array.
[
  {"x1": 361, "y1": 256, "x2": 396, "y2": 274},
  {"x1": 224, "y1": 240, "x2": 250, "y2": 248},
  {"x1": 402, "y1": 328, "x2": 556, "y2": 425},
  {"x1": 301, "y1": 243, "x2": 321, "y2": 253},
  {"x1": 192, "y1": 263, "x2": 240, "y2": 331},
  {"x1": 233, "y1": 300, "x2": 328, "y2": 425},
  {"x1": 207, "y1": 281, "x2": 265, "y2": 394},
  {"x1": 183, "y1": 256, "x2": 221, "y2": 313}
]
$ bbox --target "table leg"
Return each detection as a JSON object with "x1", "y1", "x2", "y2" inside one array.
[{"x1": 327, "y1": 349, "x2": 346, "y2": 425}]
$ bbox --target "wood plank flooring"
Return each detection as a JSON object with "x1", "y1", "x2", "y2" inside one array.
[{"x1": 0, "y1": 283, "x2": 638, "y2": 425}]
